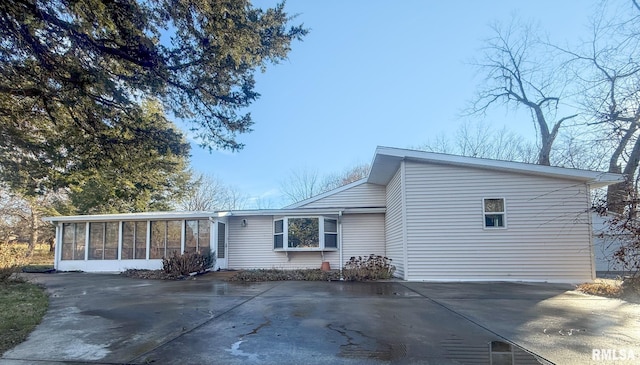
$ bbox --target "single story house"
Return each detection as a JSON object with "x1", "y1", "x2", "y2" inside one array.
[{"x1": 44, "y1": 146, "x2": 623, "y2": 283}]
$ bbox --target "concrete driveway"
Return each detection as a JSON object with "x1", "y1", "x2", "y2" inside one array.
[{"x1": 1, "y1": 273, "x2": 639, "y2": 365}]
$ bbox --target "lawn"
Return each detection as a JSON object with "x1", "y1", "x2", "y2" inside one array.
[
  {"x1": 0, "y1": 243, "x2": 52, "y2": 355},
  {"x1": 23, "y1": 243, "x2": 55, "y2": 269},
  {"x1": 0, "y1": 281, "x2": 49, "y2": 355}
]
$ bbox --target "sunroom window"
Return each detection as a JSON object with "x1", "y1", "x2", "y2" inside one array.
[
  {"x1": 273, "y1": 217, "x2": 338, "y2": 250},
  {"x1": 88, "y1": 222, "x2": 118, "y2": 260},
  {"x1": 61, "y1": 223, "x2": 85, "y2": 260},
  {"x1": 150, "y1": 220, "x2": 182, "y2": 259},
  {"x1": 483, "y1": 198, "x2": 506, "y2": 228},
  {"x1": 122, "y1": 221, "x2": 147, "y2": 259}
]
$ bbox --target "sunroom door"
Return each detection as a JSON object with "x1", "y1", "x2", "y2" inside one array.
[{"x1": 214, "y1": 221, "x2": 227, "y2": 270}]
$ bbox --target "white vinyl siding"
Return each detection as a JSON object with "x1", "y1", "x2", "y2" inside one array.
[
  {"x1": 341, "y1": 214, "x2": 386, "y2": 263},
  {"x1": 227, "y1": 216, "x2": 339, "y2": 270},
  {"x1": 227, "y1": 214, "x2": 384, "y2": 270},
  {"x1": 403, "y1": 161, "x2": 593, "y2": 283},
  {"x1": 298, "y1": 183, "x2": 386, "y2": 208},
  {"x1": 385, "y1": 168, "x2": 405, "y2": 278}
]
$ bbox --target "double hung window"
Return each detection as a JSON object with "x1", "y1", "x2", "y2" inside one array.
[{"x1": 483, "y1": 198, "x2": 506, "y2": 228}]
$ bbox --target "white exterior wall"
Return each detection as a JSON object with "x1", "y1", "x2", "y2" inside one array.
[
  {"x1": 56, "y1": 259, "x2": 162, "y2": 272},
  {"x1": 385, "y1": 167, "x2": 405, "y2": 278},
  {"x1": 403, "y1": 161, "x2": 593, "y2": 283},
  {"x1": 227, "y1": 214, "x2": 385, "y2": 270},
  {"x1": 298, "y1": 183, "x2": 386, "y2": 208},
  {"x1": 227, "y1": 216, "x2": 339, "y2": 270},
  {"x1": 341, "y1": 213, "x2": 386, "y2": 263}
]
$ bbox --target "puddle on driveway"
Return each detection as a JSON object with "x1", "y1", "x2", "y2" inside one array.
[{"x1": 330, "y1": 281, "x2": 419, "y2": 297}]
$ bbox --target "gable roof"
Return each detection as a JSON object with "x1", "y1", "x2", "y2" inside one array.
[
  {"x1": 284, "y1": 179, "x2": 369, "y2": 209},
  {"x1": 367, "y1": 146, "x2": 624, "y2": 188}
]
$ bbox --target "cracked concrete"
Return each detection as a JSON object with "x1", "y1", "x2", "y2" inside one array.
[{"x1": 1, "y1": 273, "x2": 639, "y2": 364}]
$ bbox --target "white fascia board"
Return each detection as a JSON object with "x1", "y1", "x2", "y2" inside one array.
[
  {"x1": 228, "y1": 207, "x2": 385, "y2": 216},
  {"x1": 43, "y1": 211, "x2": 223, "y2": 223},
  {"x1": 369, "y1": 146, "x2": 624, "y2": 186},
  {"x1": 283, "y1": 179, "x2": 369, "y2": 209},
  {"x1": 44, "y1": 207, "x2": 386, "y2": 223}
]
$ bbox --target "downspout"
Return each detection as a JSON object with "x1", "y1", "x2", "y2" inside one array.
[
  {"x1": 55, "y1": 222, "x2": 61, "y2": 271},
  {"x1": 339, "y1": 210, "x2": 344, "y2": 280},
  {"x1": 587, "y1": 183, "x2": 596, "y2": 281}
]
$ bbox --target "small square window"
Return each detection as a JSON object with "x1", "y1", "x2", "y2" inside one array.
[{"x1": 483, "y1": 198, "x2": 506, "y2": 228}]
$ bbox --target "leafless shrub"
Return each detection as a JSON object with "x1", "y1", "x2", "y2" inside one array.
[
  {"x1": 227, "y1": 269, "x2": 340, "y2": 282},
  {"x1": 162, "y1": 251, "x2": 214, "y2": 277},
  {"x1": 342, "y1": 254, "x2": 395, "y2": 281}
]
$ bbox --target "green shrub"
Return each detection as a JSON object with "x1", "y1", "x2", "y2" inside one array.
[
  {"x1": 162, "y1": 251, "x2": 214, "y2": 277},
  {"x1": 342, "y1": 254, "x2": 395, "y2": 281},
  {"x1": 0, "y1": 244, "x2": 28, "y2": 283}
]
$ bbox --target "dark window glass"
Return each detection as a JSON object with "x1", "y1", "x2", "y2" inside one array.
[
  {"x1": 325, "y1": 234, "x2": 337, "y2": 248},
  {"x1": 274, "y1": 234, "x2": 283, "y2": 248}
]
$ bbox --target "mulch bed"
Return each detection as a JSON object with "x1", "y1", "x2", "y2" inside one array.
[{"x1": 120, "y1": 269, "x2": 194, "y2": 280}]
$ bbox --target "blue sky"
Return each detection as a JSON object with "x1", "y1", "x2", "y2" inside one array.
[{"x1": 185, "y1": 0, "x2": 599, "y2": 208}]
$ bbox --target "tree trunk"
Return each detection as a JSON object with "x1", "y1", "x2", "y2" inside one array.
[
  {"x1": 608, "y1": 135, "x2": 640, "y2": 214},
  {"x1": 607, "y1": 125, "x2": 638, "y2": 213},
  {"x1": 533, "y1": 105, "x2": 553, "y2": 166},
  {"x1": 538, "y1": 139, "x2": 552, "y2": 166},
  {"x1": 27, "y1": 208, "x2": 38, "y2": 257}
]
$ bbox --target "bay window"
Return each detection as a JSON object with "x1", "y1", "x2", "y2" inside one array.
[{"x1": 273, "y1": 217, "x2": 338, "y2": 250}]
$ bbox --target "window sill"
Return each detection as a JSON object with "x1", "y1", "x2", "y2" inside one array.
[{"x1": 273, "y1": 248, "x2": 338, "y2": 252}]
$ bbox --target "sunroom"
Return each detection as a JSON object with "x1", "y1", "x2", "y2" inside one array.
[{"x1": 46, "y1": 212, "x2": 229, "y2": 272}]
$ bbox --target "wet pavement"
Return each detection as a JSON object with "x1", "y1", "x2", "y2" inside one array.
[{"x1": 1, "y1": 273, "x2": 639, "y2": 364}]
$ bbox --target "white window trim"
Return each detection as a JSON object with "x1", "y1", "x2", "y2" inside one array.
[
  {"x1": 274, "y1": 218, "x2": 285, "y2": 249},
  {"x1": 273, "y1": 216, "x2": 339, "y2": 251},
  {"x1": 482, "y1": 198, "x2": 507, "y2": 230}
]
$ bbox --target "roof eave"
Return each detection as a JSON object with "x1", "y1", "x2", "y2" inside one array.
[{"x1": 367, "y1": 146, "x2": 625, "y2": 187}]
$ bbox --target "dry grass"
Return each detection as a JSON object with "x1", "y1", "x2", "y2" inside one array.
[
  {"x1": 25, "y1": 244, "x2": 55, "y2": 267},
  {"x1": 577, "y1": 279, "x2": 623, "y2": 298},
  {"x1": 577, "y1": 277, "x2": 640, "y2": 302}
]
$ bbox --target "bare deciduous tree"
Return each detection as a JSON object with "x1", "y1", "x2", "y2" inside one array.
[
  {"x1": 177, "y1": 174, "x2": 247, "y2": 211},
  {"x1": 0, "y1": 185, "x2": 56, "y2": 254},
  {"x1": 320, "y1": 164, "x2": 370, "y2": 192},
  {"x1": 557, "y1": 1, "x2": 640, "y2": 212},
  {"x1": 280, "y1": 168, "x2": 322, "y2": 204},
  {"x1": 281, "y1": 164, "x2": 371, "y2": 205},
  {"x1": 420, "y1": 121, "x2": 538, "y2": 163},
  {"x1": 470, "y1": 20, "x2": 578, "y2": 165}
]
